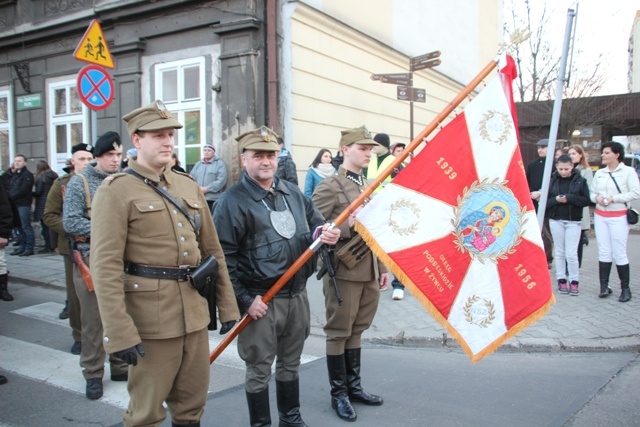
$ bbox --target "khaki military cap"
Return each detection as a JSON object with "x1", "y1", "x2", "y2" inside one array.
[
  {"x1": 236, "y1": 126, "x2": 281, "y2": 152},
  {"x1": 339, "y1": 125, "x2": 379, "y2": 147},
  {"x1": 122, "y1": 100, "x2": 183, "y2": 137}
]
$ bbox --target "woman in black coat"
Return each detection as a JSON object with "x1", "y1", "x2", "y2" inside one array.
[{"x1": 33, "y1": 160, "x2": 58, "y2": 253}]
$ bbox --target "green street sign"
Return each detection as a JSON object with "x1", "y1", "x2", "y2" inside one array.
[{"x1": 17, "y1": 94, "x2": 42, "y2": 110}]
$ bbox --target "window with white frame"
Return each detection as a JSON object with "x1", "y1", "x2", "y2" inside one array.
[
  {"x1": 47, "y1": 79, "x2": 89, "y2": 174},
  {"x1": 155, "y1": 57, "x2": 206, "y2": 172},
  {"x1": 0, "y1": 89, "x2": 12, "y2": 171}
]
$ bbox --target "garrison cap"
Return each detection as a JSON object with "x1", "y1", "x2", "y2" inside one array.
[
  {"x1": 122, "y1": 100, "x2": 183, "y2": 137},
  {"x1": 93, "y1": 131, "x2": 122, "y2": 157},
  {"x1": 339, "y1": 125, "x2": 379, "y2": 148},
  {"x1": 71, "y1": 143, "x2": 93, "y2": 155},
  {"x1": 236, "y1": 126, "x2": 280, "y2": 152}
]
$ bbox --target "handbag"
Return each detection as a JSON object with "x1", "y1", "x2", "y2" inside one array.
[{"x1": 609, "y1": 172, "x2": 639, "y2": 225}]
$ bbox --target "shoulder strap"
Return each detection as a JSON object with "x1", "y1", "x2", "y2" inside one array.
[
  {"x1": 125, "y1": 168, "x2": 198, "y2": 235},
  {"x1": 331, "y1": 177, "x2": 353, "y2": 204},
  {"x1": 77, "y1": 174, "x2": 92, "y2": 219},
  {"x1": 608, "y1": 172, "x2": 630, "y2": 208}
]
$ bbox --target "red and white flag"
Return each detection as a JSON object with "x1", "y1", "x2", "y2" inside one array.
[{"x1": 356, "y1": 55, "x2": 554, "y2": 363}]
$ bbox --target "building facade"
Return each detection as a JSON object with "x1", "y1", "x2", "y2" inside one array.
[{"x1": 0, "y1": 0, "x2": 502, "y2": 185}]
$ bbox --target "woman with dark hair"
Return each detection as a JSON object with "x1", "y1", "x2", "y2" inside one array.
[
  {"x1": 304, "y1": 148, "x2": 335, "y2": 197},
  {"x1": 568, "y1": 144, "x2": 594, "y2": 266},
  {"x1": 590, "y1": 142, "x2": 640, "y2": 302},
  {"x1": 33, "y1": 160, "x2": 58, "y2": 253}
]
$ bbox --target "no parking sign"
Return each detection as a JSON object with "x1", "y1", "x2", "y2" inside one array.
[{"x1": 77, "y1": 64, "x2": 114, "y2": 111}]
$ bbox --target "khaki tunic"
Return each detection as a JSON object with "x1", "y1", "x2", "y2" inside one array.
[
  {"x1": 90, "y1": 159, "x2": 239, "y2": 352},
  {"x1": 312, "y1": 167, "x2": 386, "y2": 354}
]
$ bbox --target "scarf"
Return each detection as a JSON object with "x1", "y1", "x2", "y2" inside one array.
[{"x1": 313, "y1": 163, "x2": 336, "y2": 179}]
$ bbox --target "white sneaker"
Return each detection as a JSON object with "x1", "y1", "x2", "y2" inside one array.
[{"x1": 392, "y1": 289, "x2": 404, "y2": 300}]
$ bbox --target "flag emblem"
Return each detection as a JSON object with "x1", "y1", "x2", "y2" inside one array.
[{"x1": 355, "y1": 60, "x2": 554, "y2": 363}]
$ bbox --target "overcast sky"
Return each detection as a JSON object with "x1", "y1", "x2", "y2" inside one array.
[{"x1": 527, "y1": 0, "x2": 638, "y2": 95}]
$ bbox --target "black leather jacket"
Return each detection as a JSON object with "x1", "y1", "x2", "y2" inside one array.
[
  {"x1": 214, "y1": 171, "x2": 325, "y2": 312},
  {"x1": 545, "y1": 169, "x2": 590, "y2": 221}
]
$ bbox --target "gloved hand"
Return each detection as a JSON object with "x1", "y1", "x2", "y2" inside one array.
[
  {"x1": 219, "y1": 320, "x2": 237, "y2": 335},
  {"x1": 114, "y1": 343, "x2": 145, "y2": 366}
]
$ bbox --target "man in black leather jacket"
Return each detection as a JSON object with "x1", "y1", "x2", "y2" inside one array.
[{"x1": 214, "y1": 126, "x2": 339, "y2": 427}]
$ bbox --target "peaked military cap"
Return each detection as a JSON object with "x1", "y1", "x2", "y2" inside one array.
[
  {"x1": 339, "y1": 125, "x2": 379, "y2": 147},
  {"x1": 122, "y1": 100, "x2": 183, "y2": 137},
  {"x1": 236, "y1": 126, "x2": 281, "y2": 152}
]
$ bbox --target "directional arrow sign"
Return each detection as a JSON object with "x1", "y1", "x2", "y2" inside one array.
[
  {"x1": 411, "y1": 58, "x2": 441, "y2": 71},
  {"x1": 370, "y1": 72, "x2": 413, "y2": 86},
  {"x1": 411, "y1": 50, "x2": 441, "y2": 65}
]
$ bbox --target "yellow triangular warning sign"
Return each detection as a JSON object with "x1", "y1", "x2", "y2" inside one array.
[{"x1": 73, "y1": 20, "x2": 115, "y2": 69}]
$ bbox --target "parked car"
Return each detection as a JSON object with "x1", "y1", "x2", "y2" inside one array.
[{"x1": 624, "y1": 154, "x2": 640, "y2": 178}]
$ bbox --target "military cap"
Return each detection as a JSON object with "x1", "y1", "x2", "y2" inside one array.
[
  {"x1": 339, "y1": 125, "x2": 379, "y2": 148},
  {"x1": 71, "y1": 143, "x2": 93, "y2": 155},
  {"x1": 93, "y1": 131, "x2": 122, "y2": 157},
  {"x1": 236, "y1": 126, "x2": 280, "y2": 152},
  {"x1": 122, "y1": 100, "x2": 183, "y2": 137}
]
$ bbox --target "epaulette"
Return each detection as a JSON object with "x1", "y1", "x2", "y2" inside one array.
[
  {"x1": 172, "y1": 169, "x2": 194, "y2": 181},
  {"x1": 104, "y1": 172, "x2": 127, "y2": 185}
]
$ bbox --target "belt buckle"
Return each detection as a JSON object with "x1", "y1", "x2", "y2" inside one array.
[{"x1": 179, "y1": 265, "x2": 191, "y2": 282}]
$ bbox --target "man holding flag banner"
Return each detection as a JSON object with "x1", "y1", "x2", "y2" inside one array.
[{"x1": 354, "y1": 54, "x2": 554, "y2": 363}]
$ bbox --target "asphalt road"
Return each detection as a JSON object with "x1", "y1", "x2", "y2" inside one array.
[{"x1": 1, "y1": 283, "x2": 640, "y2": 427}]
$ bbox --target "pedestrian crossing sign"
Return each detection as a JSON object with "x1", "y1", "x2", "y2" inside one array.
[{"x1": 73, "y1": 19, "x2": 115, "y2": 69}]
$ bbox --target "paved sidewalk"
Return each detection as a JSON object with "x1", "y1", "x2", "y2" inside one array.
[{"x1": 5, "y1": 231, "x2": 640, "y2": 354}]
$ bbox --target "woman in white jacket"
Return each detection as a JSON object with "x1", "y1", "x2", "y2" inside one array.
[{"x1": 590, "y1": 142, "x2": 640, "y2": 302}]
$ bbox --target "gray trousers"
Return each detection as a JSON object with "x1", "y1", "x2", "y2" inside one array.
[{"x1": 237, "y1": 290, "x2": 310, "y2": 393}]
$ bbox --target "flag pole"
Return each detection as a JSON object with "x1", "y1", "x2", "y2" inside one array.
[{"x1": 210, "y1": 55, "x2": 500, "y2": 364}]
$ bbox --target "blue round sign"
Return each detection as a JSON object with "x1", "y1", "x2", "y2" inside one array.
[{"x1": 77, "y1": 64, "x2": 114, "y2": 111}]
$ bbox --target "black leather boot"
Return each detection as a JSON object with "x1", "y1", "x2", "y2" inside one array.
[
  {"x1": 327, "y1": 354, "x2": 357, "y2": 422},
  {"x1": 0, "y1": 274, "x2": 13, "y2": 301},
  {"x1": 617, "y1": 264, "x2": 631, "y2": 303},
  {"x1": 246, "y1": 387, "x2": 271, "y2": 427},
  {"x1": 344, "y1": 348, "x2": 383, "y2": 406},
  {"x1": 598, "y1": 262, "x2": 613, "y2": 298},
  {"x1": 276, "y1": 379, "x2": 307, "y2": 427}
]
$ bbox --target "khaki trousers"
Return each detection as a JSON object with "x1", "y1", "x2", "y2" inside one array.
[
  {"x1": 124, "y1": 329, "x2": 210, "y2": 427},
  {"x1": 323, "y1": 277, "x2": 379, "y2": 355},
  {"x1": 73, "y1": 257, "x2": 127, "y2": 379},
  {"x1": 64, "y1": 255, "x2": 82, "y2": 342}
]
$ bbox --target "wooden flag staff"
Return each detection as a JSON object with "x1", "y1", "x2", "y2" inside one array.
[{"x1": 210, "y1": 55, "x2": 500, "y2": 364}]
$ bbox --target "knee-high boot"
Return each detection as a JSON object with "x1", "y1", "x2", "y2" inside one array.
[
  {"x1": 246, "y1": 387, "x2": 271, "y2": 427},
  {"x1": 276, "y1": 379, "x2": 307, "y2": 427},
  {"x1": 0, "y1": 274, "x2": 13, "y2": 301},
  {"x1": 598, "y1": 262, "x2": 613, "y2": 298},
  {"x1": 344, "y1": 348, "x2": 383, "y2": 406},
  {"x1": 327, "y1": 354, "x2": 357, "y2": 422},
  {"x1": 617, "y1": 264, "x2": 631, "y2": 303}
]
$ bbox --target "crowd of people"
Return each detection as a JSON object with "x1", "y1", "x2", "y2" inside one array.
[
  {"x1": 2, "y1": 106, "x2": 639, "y2": 426},
  {"x1": 527, "y1": 139, "x2": 640, "y2": 301}
]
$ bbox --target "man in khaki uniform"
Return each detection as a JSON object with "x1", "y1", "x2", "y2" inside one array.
[
  {"x1": 312, "y1": 125, "x2": 389, "y2": 422},
  {"x1": 43, "y1": 144, "x2": 94, "y2": 355},
  {"x1": 91, "y1": 100, "x2": 240, "y2": 427}
]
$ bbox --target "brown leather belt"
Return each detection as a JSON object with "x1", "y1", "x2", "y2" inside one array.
[{"x1": 124, "y1": 261, "x2": 195, "y2": 281}]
